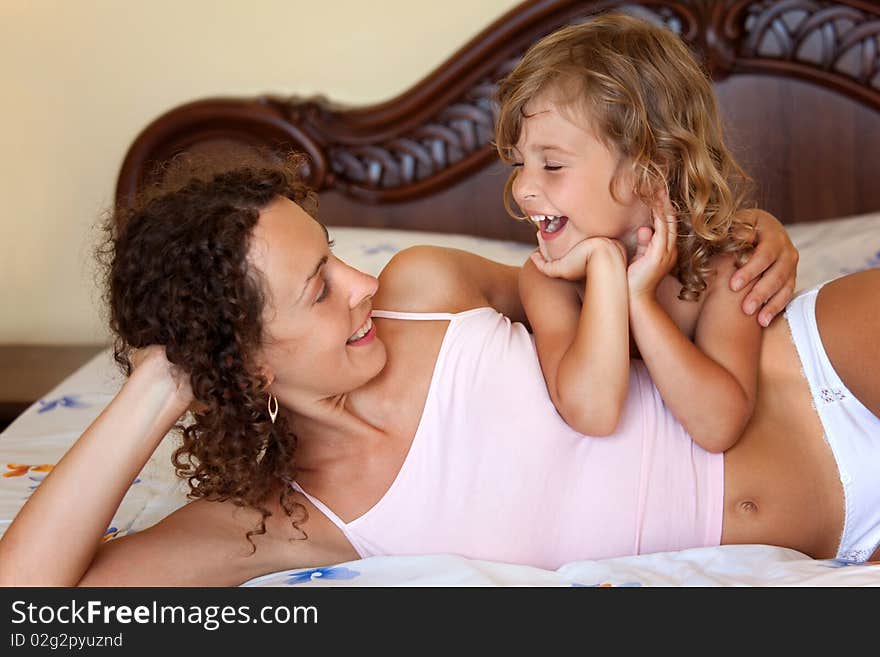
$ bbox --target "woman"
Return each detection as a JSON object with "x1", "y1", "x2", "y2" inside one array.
[{"x1": 0, "y1": 158, "x2": 876, "y2": 585}]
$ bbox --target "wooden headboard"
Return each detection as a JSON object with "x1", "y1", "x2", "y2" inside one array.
[{"x1": 116, "y1": 0, "x2": 880, "y2": 243}]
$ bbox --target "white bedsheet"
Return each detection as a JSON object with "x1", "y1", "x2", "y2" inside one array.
[{"x1": 2, "y1": 211, "x2": 879, "y2": 586}]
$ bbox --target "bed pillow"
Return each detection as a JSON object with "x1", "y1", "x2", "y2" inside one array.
[
  {"x1": 783, "y1": 211, "x2": 880, "y2": 291},
  {"x1": 327, "y1": 226, "x2": 532, "y2": 275}
]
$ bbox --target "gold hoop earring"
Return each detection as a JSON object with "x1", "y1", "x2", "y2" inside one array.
[{"x1": 267, "y1": 394, "x2": 279, "y2": 424}]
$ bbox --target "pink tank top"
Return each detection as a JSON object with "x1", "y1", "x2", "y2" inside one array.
[{"x1": 291, "y1": 307, "x2": 723, "y2": 569}]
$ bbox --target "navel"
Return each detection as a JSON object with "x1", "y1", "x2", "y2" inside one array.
[{"x1": 738, "y1": 499, "x2": 759, "y2": 514}]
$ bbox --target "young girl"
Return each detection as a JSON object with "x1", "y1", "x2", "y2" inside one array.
[{"x1": 495, "y1": 13, "x2": 768, "y2": 452}]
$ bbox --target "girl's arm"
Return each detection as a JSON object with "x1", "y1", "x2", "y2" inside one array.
[
  {"x1": 520, "y1": 237, "x2": 630, "y2": 436},
  {"x1": 628, "y1": 211, "x2": 761, "y2": 453}
]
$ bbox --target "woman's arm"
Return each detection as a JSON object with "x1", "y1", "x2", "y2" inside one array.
[
  {"x1": 628, "y1": 212, "x2": 761, "y2": 453},
  {"x1": 521, "y1": 238, "x2": 630, "y2": 436},
  {"x1": 730, "y1": 209, "x2": 799, "y2": 326},
  {"x1": 0, "y1": 348, "x2": 192, "y2": 585},
  {"x1": 74, "y1": 493, "x2": 337, "y2": 586},
  {"x1": 0, "y1": 348, "x2": 331, "y2": 586}
]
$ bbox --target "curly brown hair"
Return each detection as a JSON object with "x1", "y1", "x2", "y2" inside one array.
[
  {"x1": 496, "y1": 12, "x2": 755, "y2": 300},
  {"x1": 98, "y1": 152, "x2": 317, "y2": 548}
]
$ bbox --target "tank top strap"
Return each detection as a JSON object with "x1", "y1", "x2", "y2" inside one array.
[
  {"x1": 290, "y1": 480, "x2": 350, "y2": 531},
  {"x1": 371, "y1": 307, "x2": 493, "y2": 321}
]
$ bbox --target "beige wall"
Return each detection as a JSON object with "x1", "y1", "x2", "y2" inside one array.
[{"x1": 0, "y1": 0, "x2": 520, "y2": 344}]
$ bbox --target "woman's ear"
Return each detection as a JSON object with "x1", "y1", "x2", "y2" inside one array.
[
  {"x1": 252, "y1": 360, "x2": 275, "y2": 390},
  {"x1": 261, "y1": 369, "x2": 275, "y2": 390}
]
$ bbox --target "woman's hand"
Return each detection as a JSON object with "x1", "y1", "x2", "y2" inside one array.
[
  {"x1": 729, "y1": 210, "x2": 799, "y2": 326},
  {"x1": 530, "y1": 235, "x2": 626, "y2": 281},
  {"x1": 0, "y1": 343, "x2": 195, "y2": 586},
  {"x1": 130, "y1": 345, "x2": 194, "y2": 413},
  {"x1": 627, "y1": 205, "x2": 678, "y2": 300}
]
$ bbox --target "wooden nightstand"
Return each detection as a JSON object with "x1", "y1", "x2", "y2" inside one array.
[{"x1": 0, "y1": 344, "x2": 107, "y2": 431}]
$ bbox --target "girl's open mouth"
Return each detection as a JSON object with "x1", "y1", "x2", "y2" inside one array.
[{"x1": 531, "y1": 215, "x2": 568, "y2": 240}]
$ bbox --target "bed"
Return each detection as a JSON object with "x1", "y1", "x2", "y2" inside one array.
[{"x1": 3, "y1": 0, "x2": 880, "y2": 586}]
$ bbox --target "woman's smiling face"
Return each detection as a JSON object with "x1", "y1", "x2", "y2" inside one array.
[
  {"x1": 248, "y1": 196, "x2": 384, "y2": 403},
  {"x1": 511, "y1": 91, "x2": 651, "y2": 260}
]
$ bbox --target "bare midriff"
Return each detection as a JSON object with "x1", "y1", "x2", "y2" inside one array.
[{"x1": 720, "y1": 315, "x2": 845, "y2": 558}]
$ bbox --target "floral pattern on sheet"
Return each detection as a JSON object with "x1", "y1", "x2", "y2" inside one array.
[
  {"x1": 37, "y1": 395, "x2": 89, "y2": 413},
  {"x1": 820, "y1": 558, "x2": 880, "y2": 568},
  {"x1": 3, "y1": 464, "x2": 53, "y2": 478},
  {"x1": 28, "y1": 474, "x2": 48, "y2": 492},
  {"x1": 103, "y1": 526, "x2": 132, "y2": 542},
  {"x1": 572, "y1": 581, "x2": 643, "y2": 587},
  {"x1": 285, "y1": 566, "x2": 361, "y2": 585}
]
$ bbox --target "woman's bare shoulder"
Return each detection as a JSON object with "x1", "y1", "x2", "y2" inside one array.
[
  {"x1": 375, "y1": 245, "x2": 520, "y2": 315},
  {"x1": 78, "y1": 494, "x2": 348, "y2": 586},
  {"x1": 375, "y1": 246, "x2": 483, "y2": 313}
]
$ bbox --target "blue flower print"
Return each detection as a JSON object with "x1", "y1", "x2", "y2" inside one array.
[
  {"x1": 572, "y1": 581, "x2": 642, "y2": 587},
  {"x1": 285, "y1": 566, "x2": 360, "y2": 585},
  {"x1": 27, "y1": 474, "x2": 48, "y2": 492},
  {"x1": 37, "y1": 395, "x2": 89, "y2": 413},
  {"x1": 362, "y1": 243, "x2": 399, "y2": 256},
  {"x1": 821, "y1": 559, "x2": 868, "y2": 568}
]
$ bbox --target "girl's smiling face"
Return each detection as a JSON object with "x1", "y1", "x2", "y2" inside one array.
[{"x1": 511, "y1": 91, "x2": 652, "y2": 260}]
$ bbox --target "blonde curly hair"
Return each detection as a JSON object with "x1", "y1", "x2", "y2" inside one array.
[{"x1": 496, "y1": 12, "x2": 754, "y2": 300}]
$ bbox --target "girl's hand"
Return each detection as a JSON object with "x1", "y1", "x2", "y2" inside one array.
[
  {"x1": 627, "y1": 204, "x2": 678, "y2": 299},
  {"x1": 530, "y1": 235, "x2": 626, "y2": 281},
  {"x1": 729, "y1": 210, "x2": 799, "y2": 326},
  {"x1": 129, "y1": 345, "x2": 195, "y2": 412}
]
